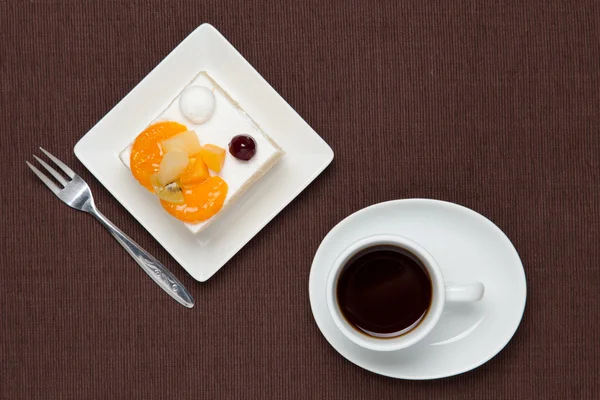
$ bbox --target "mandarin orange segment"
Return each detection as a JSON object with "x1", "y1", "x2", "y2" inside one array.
[
  {"x1": 199, "y1": 144, "x2": 226, "y2": 173},
  {"x1": 180, "y1": 157, "x2": 210, "y2": 186},
  {"x1": 130, "y1": 121, "x2": 188, "y2": 191},
  {"x1": 160, "y1": 176, "x2": 228, "y2": 223}
]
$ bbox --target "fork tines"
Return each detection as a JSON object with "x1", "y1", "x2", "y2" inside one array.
[{"x1": 26, "y1": 147, "x2": 76, "y2": 194}]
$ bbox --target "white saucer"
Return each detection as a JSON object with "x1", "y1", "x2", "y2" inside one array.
[{"x1": 309, "y1": 199, "x2": 526, "y2": 380}]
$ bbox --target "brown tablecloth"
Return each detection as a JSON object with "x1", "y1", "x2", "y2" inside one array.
[{"x1": 2, "y1": 0, "x2": 599, "y2": 398}]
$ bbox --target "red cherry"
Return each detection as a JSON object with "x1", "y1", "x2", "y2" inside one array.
[{"x1": 229, "y1": 135, "x2": 256, "y2": 161}]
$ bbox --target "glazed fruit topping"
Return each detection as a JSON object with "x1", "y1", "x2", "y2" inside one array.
[
  {"x1": 161, "y1": 130, "x2": 202, "y2": 156},
  {"x1": 180, "y1": 157, "x2": 209, "y2": 186},
  {"x1": 229, "y1": 135, "x2": 256, "y2": 161},
  {"x1": 150, "y1": 175, "x2": 184, "y2": 204},
  {"x1": 199, "y1": 144, "x2": 226, "y2": 173},
  {"x1": 157, "y1": 151, "x2": 189, "y2": 186}
]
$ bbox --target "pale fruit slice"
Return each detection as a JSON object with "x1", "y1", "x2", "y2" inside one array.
[
  {"x1": 150, "y1": 175, "x2": 184, "y2": 204},
  {"x1": 180, "y1": 157, "x2": 209, "y2": 186},
  {"x1": 199, "y1": 144, "x2": 226, "y2": 173},
  {"x1": 161, "y1": 130, "x2": 202, "y2": 155},
  {"x1": 157, "y1": 151, "x2": 189, "y2": 186}
]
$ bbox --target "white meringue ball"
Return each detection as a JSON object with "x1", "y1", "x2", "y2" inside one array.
[{"x1": 179, "y1": 85, "x2": 216, "y2": 124}]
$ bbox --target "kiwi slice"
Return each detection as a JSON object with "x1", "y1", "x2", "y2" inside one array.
[{"x1": 150, "y1": 175, "x2": 184, "y2": 204}]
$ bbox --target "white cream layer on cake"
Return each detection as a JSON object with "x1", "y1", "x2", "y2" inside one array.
[{"x1": 120, "y1": 72, "x2": 283, "y2": 233}]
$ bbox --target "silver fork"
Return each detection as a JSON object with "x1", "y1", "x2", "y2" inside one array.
[{"x1": 26, "y1": 148, "x2": 194, "y2": 308}]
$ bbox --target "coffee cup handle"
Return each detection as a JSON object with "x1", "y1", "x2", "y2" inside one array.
[{"x1": 445, "y1": 283, "x2": 485, "y2": 302}]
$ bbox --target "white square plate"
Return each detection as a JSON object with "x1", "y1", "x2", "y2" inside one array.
[{"x1": 74, "y1": 24, "x2": 334, "y2": 281}]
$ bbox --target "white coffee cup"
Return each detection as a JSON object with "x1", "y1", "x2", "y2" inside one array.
[{"x1": 326, "y1": 234, "x2": 484, "y2": 352}]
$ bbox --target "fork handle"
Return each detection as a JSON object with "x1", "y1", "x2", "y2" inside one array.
[{"x1": 90, "y1": 209, "x2": 194, "y2": 308}]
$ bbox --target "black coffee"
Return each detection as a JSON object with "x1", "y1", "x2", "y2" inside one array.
[{"x1": 336, "y1": 245, "x2": 432, "y2": 337}]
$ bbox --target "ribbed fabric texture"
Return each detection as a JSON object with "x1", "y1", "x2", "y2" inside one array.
[{"x1": 1, "y1": 0, "x2": 599, "y2": 398}]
